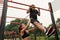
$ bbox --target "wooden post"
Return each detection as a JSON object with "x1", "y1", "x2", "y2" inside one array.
[{"x1": 0, "y1": 0, "x2": 7, "y2": 40}]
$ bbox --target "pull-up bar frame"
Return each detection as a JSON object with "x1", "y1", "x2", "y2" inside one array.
[
  {"x1": 0, "y1": 0, "x2": 59, "y2": 40},
  {"x1": 8, "y1": 1, "x2": 50, "y2": 11}
]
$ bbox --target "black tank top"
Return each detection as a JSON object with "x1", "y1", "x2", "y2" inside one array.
[
  {"x1": 30, "y1": 8, "x2": 38, "y2": 19},
  {"x1": 22, "y1": 31, "x2": 30, "y2": 39}
]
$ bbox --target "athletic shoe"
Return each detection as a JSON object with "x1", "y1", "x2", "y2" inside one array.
[
  {"x1": 46, "y1": 26, "x2": 55, "y2": 37},
  {"x1": 48, "y1": 29, "x2": 55, "y2": 37}
]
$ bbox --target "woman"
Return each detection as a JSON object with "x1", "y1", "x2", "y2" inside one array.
[
  {"x1": 27, "y1": 4, "x2": 46, "y2": 33},
  {"x1": 18, "y1": 19, "x2": 37, "y2": 40},
  {"x1": 26, "y1": 4, "x2": 56, "y2": 37}
]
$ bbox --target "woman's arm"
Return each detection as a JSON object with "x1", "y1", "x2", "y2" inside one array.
[
  {"x1": 21, "y1": 19, "x2": 31, "y2": 32},
  {"x1": 27, "y1": 6, "x2": 31, "y2": 13},
  {"x1": 27, "y1": 9, "x2": 30, "y2": 13},
  {"x1": 37, "y1": 8, "x2": 40, "y2": 16}
]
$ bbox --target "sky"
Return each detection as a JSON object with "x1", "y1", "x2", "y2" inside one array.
[{"x1": 0, "y1": 0, "x2": 60, "y2": 27}]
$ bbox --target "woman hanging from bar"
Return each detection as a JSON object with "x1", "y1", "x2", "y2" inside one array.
[{"x1": 26, "y1": 4, "x2": 56, "y2": 37}]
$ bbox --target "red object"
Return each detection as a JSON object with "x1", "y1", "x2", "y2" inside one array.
[
  {"x1": 8, "y1": 1, "x2": 50, "y2": 11},
  {"x1": 8, "y1": 6, "x2": 27, "y2": 10}
]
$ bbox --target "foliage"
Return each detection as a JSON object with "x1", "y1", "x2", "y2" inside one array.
[
  {"x1": 5, "y1": 18, "x2": 28, "y2": 34},
  {"x1": 56, "y1": 18, "x2": 60, "y2": 23}
]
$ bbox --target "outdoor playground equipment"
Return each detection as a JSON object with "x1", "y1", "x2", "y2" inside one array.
[{"x1": 0, "y1": 0, "x2": 59, "y2": 40}]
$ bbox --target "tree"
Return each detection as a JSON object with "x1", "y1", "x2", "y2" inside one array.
[
  {"x1": 56, "y1": 18, "x2": 60, "y2": 25},
  {"x1": 5, "y1": 18, "x2": 28, "y2": 34}
]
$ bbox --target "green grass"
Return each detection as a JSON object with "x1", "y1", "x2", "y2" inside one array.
[
  {"x1": 4, "y1": 35, "x2": 60, "y2": 40},
  {"x1": 30, "y1": 35, "x2": 60, "y2": 40}
]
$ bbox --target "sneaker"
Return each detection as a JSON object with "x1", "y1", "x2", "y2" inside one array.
[
  {"x1": 46, "y1": 26, "x2": 53, "y2": 35},
  {"x1": 46, "y1": 26, "x2": 55, "y2": 37},
  {"x1": 48, "y1": 29, "x2": 55, "y2": 37}
]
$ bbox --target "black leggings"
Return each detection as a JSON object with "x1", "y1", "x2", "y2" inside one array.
[{"x1": 31, "y1": 18, "x2": 39, "y2": 24}]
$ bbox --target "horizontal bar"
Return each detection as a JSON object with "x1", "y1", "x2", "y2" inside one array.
[
  {"x1": 0, "y1": 16, "x2": 26, "y2": 21},
  {"x1": 8, "y1": 6, "x2": 27, "y2": 10},
  {"x1": 6, "y1": 16, "x2": 26, "y2": 20},
  {"x1": 6, "y1": 22, "x2": 20, "y2": 24},
  {"x1": 8, "y1": 1, "x2": 50, "y2": 11},
  {"x1": 8, "y1": 1, "x2": 30, "y2": 6},
  {"x1": 7, "y1": 16, "x2": 19, "y2": 18}
]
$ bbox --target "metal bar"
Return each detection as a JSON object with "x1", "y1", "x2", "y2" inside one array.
[
  {"x1": 8, "y1": 6, "x2": 27, "y2": 10},
  {"x1": 0, "y1": 16, "x2": 23, "y2": 19},
  {"x1": 8, "y1": 1, "x2": 30, "y2": 6},
  {"x1": 6, "y1": 22, "x2": 21, "y2": 24},
  {"x1": 7, "y1": 16, "x2": 22, "y2": 19},
  {"x1": 8, "y1": 1, "x2": 50, "y2": 11},
  {"x1": 0, "y1": 0, "x2": 8, "y2": 40},
  {"x1": 48, "y1": 2, "x2": 59, "y2": 40},
  {"x1": 6, "y1": 16, "x2": 29, "y2": 19}
]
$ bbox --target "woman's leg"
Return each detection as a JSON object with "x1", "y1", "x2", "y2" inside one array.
[
  {"x1": 31, "y1": 18, "x2": 58, "y2": 37},
  {"x1": 23, "y1": 36, "x2": 31, "y2": 40},
  {"x1": 33, "y1": 21, "x2": 46, "y2": 32}
]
